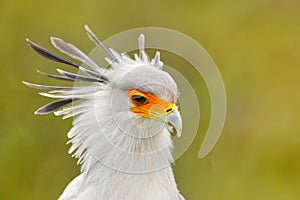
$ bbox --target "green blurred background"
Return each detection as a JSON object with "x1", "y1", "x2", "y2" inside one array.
[{"x1": 1, "y1": 0, "x2": 300, "y2": 199}]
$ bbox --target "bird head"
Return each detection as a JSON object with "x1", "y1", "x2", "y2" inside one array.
[
  {"x1": 105, "y1": 59, "x2": 182, "y2": 139},
  {"x1": 24, "y1": 26, "x2": 182, "y2": 172}
]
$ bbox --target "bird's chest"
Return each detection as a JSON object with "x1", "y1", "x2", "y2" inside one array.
[{"x1": 79, "y1": 169, "x2": 180, "y2": 200}]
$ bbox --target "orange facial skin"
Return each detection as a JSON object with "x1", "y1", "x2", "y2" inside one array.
[{"x1": 126, "y1": 89, "x2": 176, "y2": 119}]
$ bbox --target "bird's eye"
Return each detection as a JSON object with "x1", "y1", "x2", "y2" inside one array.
[{"x1": 132, "y1": 95, "x2": 147, "y2": 105}]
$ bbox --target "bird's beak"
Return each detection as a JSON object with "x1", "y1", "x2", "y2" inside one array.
[{"x1": 163, "y1": 108, "x2": 182, "y2": 138}]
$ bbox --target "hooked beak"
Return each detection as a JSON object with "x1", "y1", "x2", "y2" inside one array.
[{"x1": 163, "y1": 108, "x2": 182, "y2": 137}]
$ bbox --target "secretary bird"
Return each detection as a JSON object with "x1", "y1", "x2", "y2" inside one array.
[{"x1": 24, "y1": 25, "x2": 185, "y2": 200}]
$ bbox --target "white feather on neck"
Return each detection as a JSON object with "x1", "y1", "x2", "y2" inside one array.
[{"x1": 60, "y1": 85, "x2": 182, "y2": 199}]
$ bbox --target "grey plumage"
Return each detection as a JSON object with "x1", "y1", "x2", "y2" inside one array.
[
  {"x1": 84, "y1": 25, "x2": 117, "y2": 63},
  {"x1": 138, "y1": 34, "x2": 149, "y2": 62},
  {"x1": 50, "y1": 37, "x2": 101, "y2": 72},
  {"x1": 25, "y1": 29, "x2": 110, "y2": 115},
  {"x1": 79, "y1": 66, "x2": 109, "y2": 82},
  {"x1": 56, "y1": 69, "x2": 105, "y2": 83},
  {"x1": 26, "y1": 38, "x2": 109, "y2": 82},
  {"x1": 37, "y1": 70, "x2": 76, "y2": 82},
  {"x1": 22, "y1": 81, "x2": 74, "y2": 91},
  {"x1": 34, "y1": 98, "x2": 80, "y2": 115},
  {"x1": 26, "y1": 39, "x2": 81, "y2": 68}
]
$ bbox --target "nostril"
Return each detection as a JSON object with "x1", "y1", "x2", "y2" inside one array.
[{"x1": 166, "y1": 108, "x2": 172, "y2": 113}]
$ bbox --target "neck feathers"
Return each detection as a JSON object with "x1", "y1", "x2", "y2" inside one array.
[{"x1": 67, "y1": 90, "x2": 174, "y2": 174}]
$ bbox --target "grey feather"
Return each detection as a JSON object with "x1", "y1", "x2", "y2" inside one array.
[
  {"x1": 27, "y1": 38, "x2": 109, "y2": 82},
  {"x1": 84, "y1": 25, "x2": 117, "y2": 63},
  {"x1": 56, "y1": 69, "x2": 105, "y2": 83},
  {"x1": 37, "y1": 70, "x2": 75, "y2": 82},
  {"x1": 35, "y1": 98, "x2": 80, "y2": 115},
  {"x1": 22, "y1": 81, "x2": 73, "y2": 90},
  {"x1": 26, "y1": 39, "x2": 81, "y2": 68},
  {"x1": 138, "y1": 34, "x2": 145, "y2": 51},
  {"x1": 79, "y1": 67, "x2": 109, "y2": 83},
  {"x1": 153, "y1": 51, "x2": 160, "y2": 64},
  {"x1": 151, "y1": 51, "x2": 163, "y2": 70},
  {"x1": 138, "y1": 34, "x2": 149, "y2": 62},
  {"x1": 140, "y1": 50, "x2": 149, "y2": 63},
  {"x1": 50, "y1": 37, "x2": 101, "y2": 72},
  {"x1": 39, "y1": 92, "x2": 89, "y2": 99},
  {"x1": 109, "y1": 48, "x2": 121, "y2": 60},
  {"x1": 134, "y1": 53, "x2": 139, "y2": 61},
  {"x1": 121, "y1": 52, "x2": 131, "y2": 60}
]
